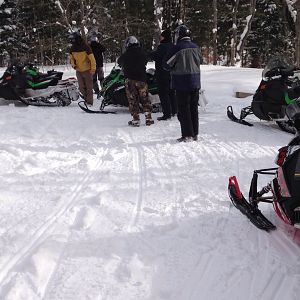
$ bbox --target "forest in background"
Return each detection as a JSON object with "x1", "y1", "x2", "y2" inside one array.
[{"x1": 0, "y1": 0, "x2": 299, "y2": 68}]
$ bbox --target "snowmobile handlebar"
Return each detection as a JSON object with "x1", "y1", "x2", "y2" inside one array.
[{"x1": 264, "y1": 66, "x2": 295, "y2": 78}]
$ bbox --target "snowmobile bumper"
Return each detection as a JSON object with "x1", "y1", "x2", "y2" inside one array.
[
  {"x1": 228, "y1": 176, "x2": 276, "y2": 231},
  {"x1": 78, "y1": 101, "x2": 116, "y2": 114},
  {"x1": 227, "y1": 106, "x2": 253, "y2": 126}
]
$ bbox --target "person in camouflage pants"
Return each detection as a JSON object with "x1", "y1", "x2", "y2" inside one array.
[
  {"x1": 117, "y1": 36, "x2": 154, "y2": 127},
  {"x1": 125, "y1": 79, "x2": 153, "y2": 124}
]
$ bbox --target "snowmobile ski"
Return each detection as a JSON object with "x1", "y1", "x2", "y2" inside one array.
[
  {"x1": 78, "y1": 101, "x2": 116, "y2": 114},
  {"x1": 228, "y1": 176, "x2": 276, "y2": 231},
  {"x1": 227, "y1": 106, "x2": 254, "y2": 127}
]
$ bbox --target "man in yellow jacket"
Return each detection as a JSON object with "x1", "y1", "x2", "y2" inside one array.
[{"x1": 69, "y1": 32, "x2": 96, "y2": 105}]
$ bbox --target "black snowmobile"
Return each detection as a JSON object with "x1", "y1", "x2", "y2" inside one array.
[
  {"x1": 0, "y1": 62, "x2": 79, "y2": 106},
  {"x1": 78, "y1": 66, "x2": 159, "y2": 114},
  {"x1": 228, "y1": 100, "x2": 300, "y2": 231},
  {"x1": 227, "y1": 57, "x2": 300, "y2": 134}
]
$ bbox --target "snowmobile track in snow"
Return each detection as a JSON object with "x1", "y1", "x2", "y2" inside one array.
[{"x1": 0, "y1": 148, "x2": 110, "y2": 294}]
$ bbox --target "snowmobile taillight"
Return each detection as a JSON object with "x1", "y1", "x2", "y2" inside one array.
[
  {"x1": 5, "y1": 76, "x2": 12, "y2": 81},
  {"x1": 275, "y1": 146, "x2": 288, "y2": 166},
  {"x1": 260, "y1": 84, "x2": 267, "y2": 90}
]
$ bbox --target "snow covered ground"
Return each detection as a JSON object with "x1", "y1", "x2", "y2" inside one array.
[{"x1": 0, "y1": 63, "x2": 300, "y2": 300}]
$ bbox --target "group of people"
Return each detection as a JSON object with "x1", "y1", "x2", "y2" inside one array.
[{"x1": 69, "y1": 24, "x2": 202, "y2": 142}]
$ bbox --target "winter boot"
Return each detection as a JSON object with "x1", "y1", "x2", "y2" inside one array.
[
  {"x1": 157, "y1": 115, "x2": 171, "y2": 121},
  {"x1": 128, "y1": 120, "x2": 140, "y2": 127},
  {"x1": 176, "y1": 136, "x2": 193, "y2": 143},
  {"x1": 128, "y1": 114, "x2": 140, "y2": 127},
  {"x1": 145, "y1": 113, "x2": 154, "y2": 126}
]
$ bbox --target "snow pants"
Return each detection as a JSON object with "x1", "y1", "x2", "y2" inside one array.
[
  {"x1": 125, "y1": 79, "x2": 152, "y2": 120},
  {"x1": 176, "y1": 90, "x2": 199, "y2": 138},
  {"x1": 158, "y1": 79, "x2": 177, "y2": 117},
  {"x1": 77, "y1": 71, "x2": 94, "y2": 105},
  {"x1": 93, "y1": 67, "x2": 104, "y2": 94}
]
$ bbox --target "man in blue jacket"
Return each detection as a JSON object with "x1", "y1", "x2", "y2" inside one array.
[{"x1": 165, "y1": 25, "x2": 202, "y2": 142}]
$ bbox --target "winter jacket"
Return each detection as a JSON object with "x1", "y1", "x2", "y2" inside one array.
[
  {"x1": 117, "y1": 46, "x2": 148, "y2": 83},
  {"x1": 149, "y1": 40, "x2": 174, "y2": 82},
  {"x1": 70, "y1": 43, "x2": 96, "y2": 73},
  {"x1": 90, "y1": 41, "x2": 105, "y2": 68},
  {"x1": 165, "y1": 37, "x2": 201, "y2": 91}
]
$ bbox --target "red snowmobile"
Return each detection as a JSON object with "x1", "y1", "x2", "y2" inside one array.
[{"x1": 228, "y1": 101, "x2": 300, "y2": 231}]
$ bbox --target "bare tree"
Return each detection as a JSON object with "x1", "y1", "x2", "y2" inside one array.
[
  {"x1": 236, "y1": 0, "x2": 256, "y2": 66},
  {"x1": 212, "y1": 0, "x2": 218, "y2": 65},
  {"x1": 230, "y1": 0, "x2": 240, "y2": 66},
  {"x1": 295, "y1": 0, "x2": 300, "y2": 66},
  {"x1": 153, "y1": 0, "x2": 163, "y2": 48}
]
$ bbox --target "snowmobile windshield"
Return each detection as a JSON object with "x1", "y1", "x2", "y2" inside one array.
[{"x1": 262, "y1": 56, "x2": 293, "y2": 78}]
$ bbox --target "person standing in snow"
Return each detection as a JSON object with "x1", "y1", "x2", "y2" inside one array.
[
  {"x1": 165, "y1": 25, "x2": 202, "y2": 142},
  {"x1": 89, "y1": 35, "x2": 106, "y2": 97},
  {"x1": 149, "y1": 29, "x2": 177, "y2": 121},
  {"x1": 117, "y1": 36, "x2": 154, "y2": 127},
  {"x1": 69, "y1": 32, "x2": 96, "y2": 106}
]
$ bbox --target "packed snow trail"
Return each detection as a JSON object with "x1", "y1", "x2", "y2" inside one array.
[{"x1": 0, "y1": 65, "x2": 299, "y2": 300}]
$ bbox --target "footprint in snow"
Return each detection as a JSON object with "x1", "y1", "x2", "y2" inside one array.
[
  {"x1": 143, "y1": 207, "x2": 159, "y2": 214},
  {"x1": 72, "y1": 206, "x2": 96, "y2": 230}
]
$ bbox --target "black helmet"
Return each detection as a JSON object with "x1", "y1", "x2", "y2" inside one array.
[
  {"x1": 174, "y1": 25, "x2": 190, "y2": 44},
  {"x1": 68, "y1": 31, "x2": 81, "y2": 45},
  {"x1": 125, "y1": 36, "x2": 140, "y2": 49}
]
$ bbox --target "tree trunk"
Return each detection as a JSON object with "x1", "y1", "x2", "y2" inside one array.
[
  {"x1": 230, "y1": 0, "x2": 240, "y2": 66},
  {"x1": 153, "y1": 0, "x2": 163, "y2": 48},
  {"x1": 212, "y1": 0, "x2": 218, "y2": 65},
  {"x1": 296, "y1": 0, "x2": 300, "y2": 66},
  {"x1": 236, "y1": 0, "x2": 256, "y2": 66}
]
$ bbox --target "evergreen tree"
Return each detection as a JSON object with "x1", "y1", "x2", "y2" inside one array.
[
  {"x1": 0, "y1": 0, "x2": 18, "y2": 63},
  {"x1": 247, "y1": 0, "x2": 295, "y2": 67}
]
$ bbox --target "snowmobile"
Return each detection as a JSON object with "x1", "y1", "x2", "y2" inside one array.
[
  {"x1": 228, "y1": 100, "x2": 300, "y2": 231},
  {"x1": 227, "y1": 56, "x2": 300, "y2": 134},
  {"x1": 0, "y1": 62, "x2": 79, "y2": 106},
  {"x1": 78, "y1": 66, "x2": 159, "y2": 114}
]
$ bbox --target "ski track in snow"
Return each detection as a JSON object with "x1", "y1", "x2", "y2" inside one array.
[
  {"x1": 0, "y1": 64, "x2": 300, "y2": 299},
  {"x1": 0, "y1": 143, "x2": 110, "y2": 298}
]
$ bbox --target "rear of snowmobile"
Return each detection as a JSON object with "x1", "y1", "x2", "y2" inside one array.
[
  {"x1": 228, "y1": 101, "x2": 300, "y2": 231},
  {"x1": 78, "y1": 66, "x2": 159, "y2": 114},
  {"x1": 0, "y1": 62, "x2": 79, "y2": 107},
  {"x1": 227, "y1": 57, "x2": 300, "y2": 134}
]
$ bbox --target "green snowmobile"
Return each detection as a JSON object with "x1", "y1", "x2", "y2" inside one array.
[{"x1": 78, "y1": 66, "x2": 160, "y2": 114}]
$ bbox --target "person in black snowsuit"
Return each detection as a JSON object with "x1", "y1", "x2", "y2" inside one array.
[
  {"x1": 149, "y1": 29, "x2": 177, "y2": 120},
  {"x1": 165, "y1": 25, "x2": 202, "y2": 142},
  {"x1": 117, "y1": 36, "x2": 154, "y2": 127},
  {"x1": 89, "y1": 36, "x2": 106, "y2": 96}
]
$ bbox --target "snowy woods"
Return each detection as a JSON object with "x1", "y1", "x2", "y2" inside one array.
[{"x1": 0, "y1": 0, "x2": 299, "y2": 67}]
